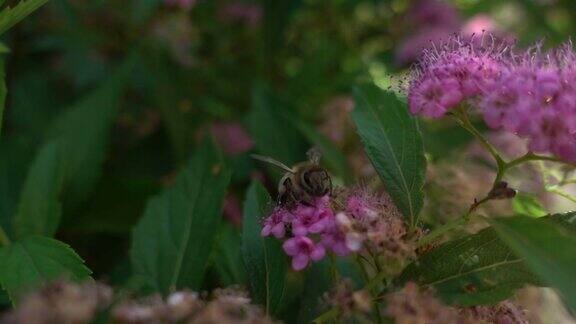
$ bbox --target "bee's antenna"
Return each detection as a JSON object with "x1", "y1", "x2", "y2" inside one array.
[{"x1": 250, "y1": 154, "x2": 295, "y2": 173}]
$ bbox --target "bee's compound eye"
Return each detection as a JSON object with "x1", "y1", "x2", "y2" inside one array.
[{"x1": 303, "y1": 169, "x2": 331, "y2": 196}]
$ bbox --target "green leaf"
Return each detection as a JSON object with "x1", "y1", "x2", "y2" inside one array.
[
  {"x1": 130, "y1": 0, "x2": 159, "y2": 24},
  {"x1": 47, "y1": 59, "x2": 132, "y2": 208},
  {"x1": 0, "y1": 236, "x2": 91, "y2": 303},
  {"x1": 284, "y1": 114, "x2": 352, "y2": 183},
  {"x1": 398, "y1": 227, "x2": 540, "y2": 306},
  {"x1": 131, "y1": 139, "x2": 231, "y2": 295},
  {"x1": 241, "y1": 181, "x2": 287, "y2": 315},
  {"x1": 13, "y1": 141, "x2": 65, "y2": 238},
  {"x1": 212, "y1": 223, "x2": 247, "y2": 286},
  {"x1": 352, "y1": 84, "x2": 426, "y2": 226},
  {"x1": 491, "y1": 216, "x2": 576, "y2": 312},
  {"x1": 512, "y1": 194, "x2": 547, "y2": 218},
  {"x1": 550, "y1": 211, "x2": 576, "y2": 232},
  {"x1": 262, "y1": 0, "x2": 302, "y2": 54},
  {"x1": 248, "y1": 84, "x2": 307, "y2": 177},
  {"x1": 0, "y1": 58, "x2": 5, "y2": 137},
  {"x1": 0, "y1": 0, "x2": 49, "y2": 35},
  {"x1": 297, "y1": 260, "x2": 332, "y2": 323},
  {"x1": 0, "y1": 138, "x2": 34, "y2": 237}
]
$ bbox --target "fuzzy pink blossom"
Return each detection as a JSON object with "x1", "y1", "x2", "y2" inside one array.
[
  {"x1": 408, "y1": 36, "x2": 506, "y2": 118},
  {"x1": 479, "y1": 43, "x2": 576, "y2": 162},
  {"x1": 282, "y1": 236, "x2": 326, "y2": 271}
]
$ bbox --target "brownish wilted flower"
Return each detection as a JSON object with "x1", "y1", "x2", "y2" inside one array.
[
  {"x1": 334, "y1": 187, "x2": 415, "y2": 263},
  {"x1": 385, "y1": 282, "x2": 461, "y2": 324},
  {"x1": 113, "y1": 286, "x2": 273, "y2": 324},
  {"x1": 325, "y1": 279, "x2": 372, "y2": 318},
  {"x1": 459, "y1": 300, "x2": 528, "y2": 324},
  {"x1": 113, "y1": 294, "x2": 169, "y2": 323},
  {"x1": 193, "y1": 287, "x2": 273, "y2": 324},
  {"x1": 3, "y1": 281, "x2": 113, "y2": 324}
]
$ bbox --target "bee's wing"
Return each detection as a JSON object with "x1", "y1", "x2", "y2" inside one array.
[{"x1": 250, "y1": 154, "x2": 295, "y2": 173}]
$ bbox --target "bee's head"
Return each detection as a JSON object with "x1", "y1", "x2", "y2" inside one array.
[{"x1": 301, "y1": 167, "x2": 331, "y2": 197}]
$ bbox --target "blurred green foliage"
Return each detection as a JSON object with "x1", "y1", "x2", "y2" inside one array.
[{"x1": 1, "y1": 0, "x2": 576, "y2": 320}]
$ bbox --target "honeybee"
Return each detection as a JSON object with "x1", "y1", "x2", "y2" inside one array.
[{"x1": 251, "y1": 148, "x2": 332, "y2": 208}]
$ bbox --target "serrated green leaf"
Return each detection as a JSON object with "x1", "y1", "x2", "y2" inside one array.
[
  {"x1": 398, "y1": 227, "x2": 540, "y2": 306},
  {"x1": 248, "y1": 84, "x2": 307, "y2": 179},
  {"x1": 512, "y1": 194, "x2": 547, "y2": 218},
  {"x1": 0, "y1": 0, "x2": 49, "y2": 35},
  {"x1": 47, "y1": 59, "x2": 132, "y2": 208},
  {"x1": 352, "y1": 84, "x2": 426, "y2": 226},
  {"x1": 491, "y1": 216, "x2": 576, "y2": 312},
  {"x1": 213, "y1": 223, "x2": 247, "y2": 286},
  {"x1": 0, "y1": 236, "x2": 91, "y2": 303},
  {"x1": 13, "y1": 141, "x2": 65, "y2": 238},
  {"x1": 241, "y1": 181, "x2": 287, "y2": 315},
  {"x1": 549, "y1": 211, "x2": 576, "y2": 232},
  {"x1": 131, "y1": 139, "x2": 231, "y2": 295}
]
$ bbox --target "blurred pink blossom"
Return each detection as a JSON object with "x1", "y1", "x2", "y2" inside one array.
[
  {"x1": 462, "y1": 15, "x2": 496, "y2": 36},
  {"x1": 219, "y1": 2, "x2": 263, "y2": 27},
  {"x1": 211, "y1": 122, "x2": 254, "y2": 155},
  {"x1": 223, "y1": 194, "x2": 243, "y2": 225},
  {"x1": 407, "y1": 0, "x2": 460, "y2": 28},
  {"x1": 165, "y1": 0, "x2": 197, "y2": 10}
]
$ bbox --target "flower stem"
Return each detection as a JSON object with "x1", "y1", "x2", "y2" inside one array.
[
  {"x1": 452, "y1": 107, "x2": 505, "y2": 169},
  {"x1": 422, "y1": 107, "x2": 576, "y2": 248},
  {"x1": 506, "y1": 152, "x2": 576, "y2": 171}
]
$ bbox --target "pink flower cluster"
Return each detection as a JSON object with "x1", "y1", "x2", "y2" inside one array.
[
  {"x1": 336, "y1": 190, "x2": 413, "y2": 260},
  {"x1": 409, "y1": 37, "x2": 576, "y2": 162},
  {"x1": 408, "y1": 36, "x2": 505, "y2": 118},
  {"x1": 261, "y1": 196, "x2": 351, "y2": 271},
  {"x1": 261, "y1": 189, "x2": 411, "y2": 271},
  {"x1": 479, "y1": 44, "x2": 576, "y2": 161}
]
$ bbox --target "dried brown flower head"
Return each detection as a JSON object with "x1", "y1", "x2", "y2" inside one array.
[{"x1": 4, "y1": 281, "x2": 112, "y2": 324}]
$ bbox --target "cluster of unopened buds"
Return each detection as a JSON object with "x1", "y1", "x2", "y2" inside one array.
[
  {"x1": 261, "y1": 188, "x2": 412, "y2": 271},
  {"x1": 408, "y1": 34, "x2": 576, "y2": 162}
]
